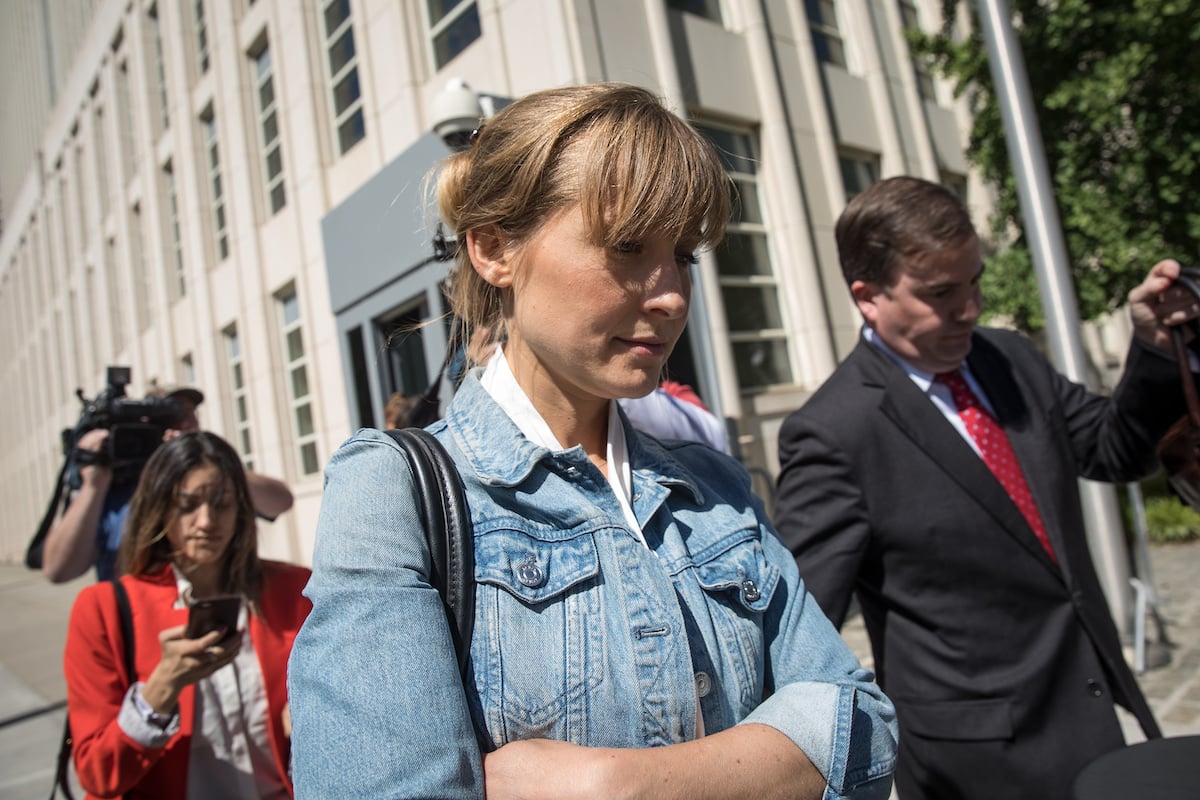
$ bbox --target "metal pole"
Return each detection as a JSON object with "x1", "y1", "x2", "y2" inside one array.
[{"x1": 975, "y1": 0, "x2": 1133, "y2": 637}]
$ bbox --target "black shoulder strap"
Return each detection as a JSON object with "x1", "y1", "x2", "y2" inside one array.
[
  {"x1": 111, "y1": 580, "x2": 136, "y2": 678},
  {"x1": 385, "y1": 428, "x2": 474, "y2": 680},
  {"x1": 52, "y1": 581, "x2": 136, "y2": 800},
  {"x1": 26, "y1": 459, "x2": 70, "y2": 570}
]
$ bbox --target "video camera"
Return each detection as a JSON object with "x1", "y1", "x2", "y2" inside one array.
[{"x1": 62, "y1": 366, "x2": 185, "y2": 489}]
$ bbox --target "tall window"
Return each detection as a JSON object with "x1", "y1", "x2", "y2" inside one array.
[
  {"x1": 667, "y1": 0, "x2": 723, "y2": 23},
  {"x1": 697, "y1": 123, "x2": 794, "y2": 390},
  {"x1": 898, "y1": 0, "x2": 936, "y2": 101},
  {"x1": 149, "y1": 5, "x2": 170, "y2": 132},
  {"x1": 322, "y1": 0, "x2": 365, "y2": 154},
  {"x1": 839, "y1": 151, "x2": 879, "y2": 200},
  {"x1": 252, "y1": 42, "x2": 286, "y2": 213},
  {"x1": 376, "y1": 300, "x2": 431, "y2": 399},
  {"x1": 224, "y1": 325, "x2": 255, "y2": 470},
  {"x1": 428, "y1": 0, "x2": 480, "y2": 69},
  {"x1": 278, "y1": 288, "x2": 319, "y2": 475},
  {"x1": 194, "y1": 0, "x2": 211, "y2": 74},
  {"x1": 806, "y1": 0, "x2": 846, "y2": 68},
  {"x1": 201, "y1": 109, "x2": 229, "y2": 260},
  {"x1": 163, "y1": 161, "x2": 185, "y2": 298}
]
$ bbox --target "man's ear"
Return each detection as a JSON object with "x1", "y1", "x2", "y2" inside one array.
[
  {"x1": 851, "y1": 279, "x2": 882, "y2": 326},
  {"x1": 466, "y1": 227, "x2": 514, "y2": 288}
]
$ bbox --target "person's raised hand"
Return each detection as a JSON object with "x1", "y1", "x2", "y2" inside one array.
[
  {"x1": 74, "y1": 428, "x2": 113, "y2": 487},
  {"x1": 139, "y1": 624, "x2": 242, "y2": 715},
  {"x1": 1130, "y1": 259, "x2": 1200, "y2": 351}
]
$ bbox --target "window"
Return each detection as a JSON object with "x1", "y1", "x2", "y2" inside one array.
[
  {"x1": 428, "y1": 0, "x2": 481, "y2": 69},
  {"x1": 696, "y1": 123, "x2": 794, "y2": 391},
  {"x1": 225, "y1": 325, "x2": 255, "y2": 470},
  {"x1": 667, "y1": 0, "x2": 723, "y2": 23},
  {"x1": 839, "y1": 152, "x2": 879, "y2": 200},
  {"x1": 806, "y1": 0, "x2": 846, "y2": 68},
  {"x1": 195, "y1": 0, "x2": 210, "y2": 74},
  {"x1": 163, "y1": 161, "x2": 185, "y2": 298},
  {"x1": 375, "y1": 301, "x2": 431, "y2": 399},
  {"x1": 251, "y1": 42, "x2": 286, "y2": 213},
  {"x1": 898, "y1": 0, "x2": 935, "y2": 101},
  {"x1": 322, "y1": 0, "x2": 365, "y2": 153},
  {"x1": 201, "y1": 109, "x2": 229, "y2": 260},
  {"x1": 149, "y1": 5, "x2": 170, "y2": 132},
  {"x1": 277, "y1": 288, "x2": 319, "y2": 475}
]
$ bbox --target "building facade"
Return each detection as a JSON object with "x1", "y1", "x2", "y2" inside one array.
[{"x1": 0, "y1": 0, "x2": 982, "y2": 566}]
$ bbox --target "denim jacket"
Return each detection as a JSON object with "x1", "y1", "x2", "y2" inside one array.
[{"x1": 289, "y1": 376, "x2": 896, "y2": 798}]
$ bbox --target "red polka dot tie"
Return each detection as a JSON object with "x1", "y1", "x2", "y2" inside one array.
[{"x1": 937, "y1": 370, "x2": 1056, "y2": 562}]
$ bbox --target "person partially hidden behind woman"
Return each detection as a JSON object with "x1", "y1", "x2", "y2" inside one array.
[
  {"x1": 64, "y1": 431, "x2": 311, "y2": 799},
  {"x1": 288, "y1": 82, "x2": 897, "y2": 799}
]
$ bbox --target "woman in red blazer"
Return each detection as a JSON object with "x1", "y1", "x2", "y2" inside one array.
[{"x1": 64, "y1": 431, "x2": 310, "y2": 799}]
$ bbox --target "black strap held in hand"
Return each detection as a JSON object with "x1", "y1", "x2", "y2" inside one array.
[{"x1": 385, "y1": 428, "x2": 475, "y2": 680}]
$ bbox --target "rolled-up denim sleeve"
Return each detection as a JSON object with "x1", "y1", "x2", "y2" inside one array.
[
  {"x1": 740, "y1": 523, "x2": 898, "y2": 800},
  {"x1": 287, "y1": 429, "x2": 482, "y2": 799}
]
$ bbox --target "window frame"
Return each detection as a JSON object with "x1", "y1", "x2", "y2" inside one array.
[
  {"x1": 426, "y1": 0, "x2": 481, "y2": 70},
  {"x1": 695, "y1": 121, "x2": 794, "y2": 392},
  {"x1": 321, "y1": 0, "x2": 366, "y2": 154}
]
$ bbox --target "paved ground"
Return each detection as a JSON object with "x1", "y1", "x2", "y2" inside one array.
[{"x1": 1, "y1": 542, "x2": 1197, "y2": 798}]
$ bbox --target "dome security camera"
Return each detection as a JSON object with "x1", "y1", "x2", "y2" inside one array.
[{"x1": 432, "y1": 78, "x2": 484, "y2": 151}]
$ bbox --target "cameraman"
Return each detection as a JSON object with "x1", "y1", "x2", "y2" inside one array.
[{"x1": 42, "y1": 386, "x2": 294, "y2": 583}]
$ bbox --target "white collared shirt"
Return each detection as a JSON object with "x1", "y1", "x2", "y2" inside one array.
[
  {"x1": 862, "y1": 325, "x2": 993, "y2": 458},
  {"x1": 479, "y1": 348, "x2": 645, "y2": 544}
]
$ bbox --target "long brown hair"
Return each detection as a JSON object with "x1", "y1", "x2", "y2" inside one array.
[
  {"x1": 434, "y1": 82, "x2": 732, "y2": 363},
  {"x1": 118, "y1": 431, "x2": 263, "y2": 606}
]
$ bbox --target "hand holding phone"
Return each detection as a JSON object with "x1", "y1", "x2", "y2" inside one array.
[{"x1": 185, "y1": 594, "x2": 242, "y2": 640}]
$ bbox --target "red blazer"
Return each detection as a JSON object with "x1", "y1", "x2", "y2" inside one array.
[{"x1": 64, "y1": 561, "x2": 312, "y2": 799}]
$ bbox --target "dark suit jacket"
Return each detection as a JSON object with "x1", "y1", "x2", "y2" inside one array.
[{"x1": 775, "y1": 327, "x2": 1184, "y2": 800}]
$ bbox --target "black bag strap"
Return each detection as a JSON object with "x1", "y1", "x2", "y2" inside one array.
[
  {"x1": 385, "y1": 428, "x2": 475, "y2": 680},
  {"x1": 26, "y1": 459, "x2": 71, "y2": 570},
  {"x1": 1169, "y1": 268, "x2": 1200, "y2": 426},
  {"x1": 52, "y1": 580, "x2": 135, "y2": 800}
]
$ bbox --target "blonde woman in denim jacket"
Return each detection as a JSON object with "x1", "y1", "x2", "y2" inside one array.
[{"x1": 288, "y1": 83, "x2": 897, "y2": 799}]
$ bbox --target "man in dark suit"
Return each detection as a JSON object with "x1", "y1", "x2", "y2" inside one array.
[{"x1": 774, "y1": 176, "x2": 1197, "y2": 800}]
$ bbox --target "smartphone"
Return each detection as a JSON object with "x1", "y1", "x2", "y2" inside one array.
[{"x1": 184, "y1": 594, "x2": 242, "y2": 640}]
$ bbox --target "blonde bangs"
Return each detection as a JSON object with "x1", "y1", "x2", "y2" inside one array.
[{"x1": 574, "y1": 111, "x2": 730, "y2": 251}]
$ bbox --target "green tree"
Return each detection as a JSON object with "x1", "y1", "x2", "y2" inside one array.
[{"x1": 911, "y1": 0, "x2": 1200, "y2": 331}]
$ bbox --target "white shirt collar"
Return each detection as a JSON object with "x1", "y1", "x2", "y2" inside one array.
[{"x1": 478, "y1": 347, "x2": 642, "y2": 542}]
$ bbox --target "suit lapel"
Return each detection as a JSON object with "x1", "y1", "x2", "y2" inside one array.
[{"x1": 856, "y1": 339, "x2": 1061, "y2": 575}]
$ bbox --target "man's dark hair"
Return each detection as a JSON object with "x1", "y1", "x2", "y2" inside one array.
[{"x1": 835, "y1": 176, "x2": 976, "y2": 288}]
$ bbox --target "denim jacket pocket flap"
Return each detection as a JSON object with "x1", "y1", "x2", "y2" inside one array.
[
  {"x1": 476, "y1": 529, "x2": 600, "y2": 605},
  {"x1": 693, "y1": 539, "x2": 780, "y2": 614}
]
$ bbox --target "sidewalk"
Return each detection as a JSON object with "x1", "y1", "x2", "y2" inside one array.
[
  {"x1": 0, "y1": 542, "x2": 1197, "y2": 797},
  {"x1": 0, "y1": 567, "x2": 87, "y2": 799}
]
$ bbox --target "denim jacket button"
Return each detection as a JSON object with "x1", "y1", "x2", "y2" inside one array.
[
  {"x1": 741, "y1": 578, "x2": 761, "y2": 603},
  {"x1": 517, "y1": 559, "x2": 545, "y2": 588},
  {"x1": 694, "y1": 671, "x2": 712, "y2": 698}
]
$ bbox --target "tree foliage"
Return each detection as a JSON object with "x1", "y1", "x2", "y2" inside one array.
[{"x1": 910, "y1": 0, "x2": 1200, "y2": 331}]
